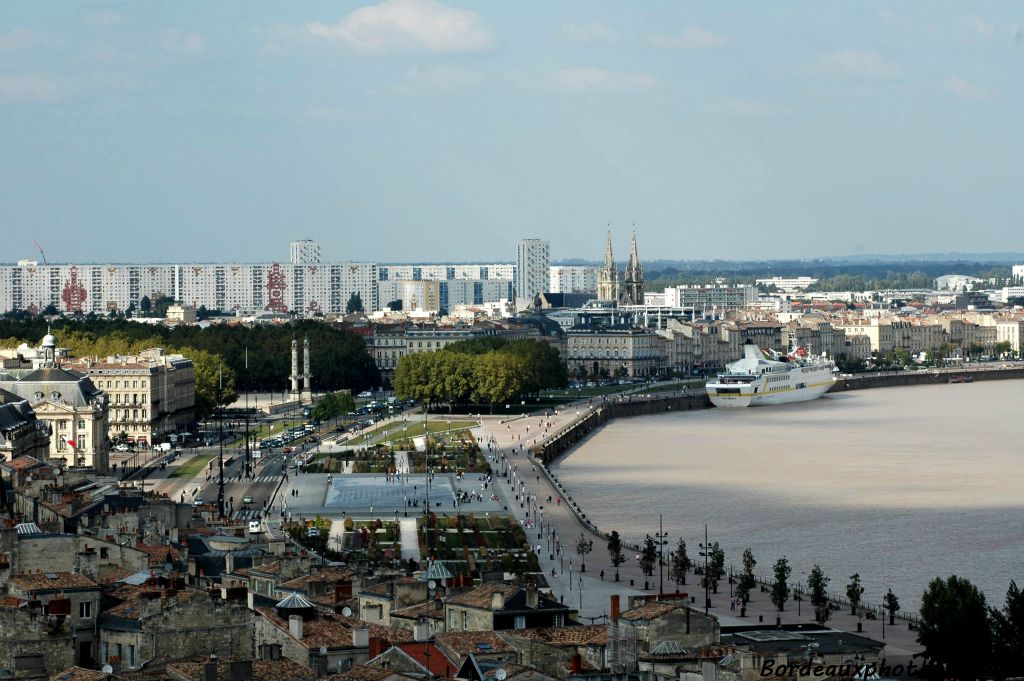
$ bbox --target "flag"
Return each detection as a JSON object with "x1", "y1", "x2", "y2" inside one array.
[{"x1": 65, "y1": 438, "x2": 77, "y2": 448}]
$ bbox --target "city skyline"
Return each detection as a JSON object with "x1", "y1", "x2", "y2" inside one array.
[{"x1": 2, "y1": 2, "x2": 1023, "y2": 263}]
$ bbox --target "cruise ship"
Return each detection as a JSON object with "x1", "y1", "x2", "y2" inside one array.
[{"x1": 705, "y1": 342, "x2": 837, "y2": 407}]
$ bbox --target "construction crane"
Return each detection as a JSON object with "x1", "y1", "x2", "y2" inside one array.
[{"x1": 33, "y1": 241, "x2": 47, "y2": 265}]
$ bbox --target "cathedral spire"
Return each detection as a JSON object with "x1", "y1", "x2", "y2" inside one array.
[
  {"x1": 603, "y1": 225, "x2": 615, "y2": 270},
  {"x1": 597, "y1": 224, "x2": 619, "y2": 302},
  {"x1": 628, "y1": 224, "x2": 640, "y2": 271}
]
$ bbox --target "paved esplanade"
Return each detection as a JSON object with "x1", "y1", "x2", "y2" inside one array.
[{"x1": 475, "y1": 397, "x2": 924, "y2": 658}]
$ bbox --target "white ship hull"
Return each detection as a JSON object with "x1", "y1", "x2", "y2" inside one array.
[
  {"x1": 707, "y1": 377, "x2": 835, "y2": 407},
  {"x1": 705, "y1": 343, "x2": 837, "y2": 408}
]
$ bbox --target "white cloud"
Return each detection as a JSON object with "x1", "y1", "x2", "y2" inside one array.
[
  {"x1": 307, "y1": 0, "x2": 493, "y2": 54},
  {"x1": 157, "y1": 29, "x2": 205, "y2": 55},
  {"x1": 0, "y1": 28, "x2": 48, "y2": 52},
  {"x1": 552, "y1": 67, "x2": 657, "y2": 93},
  {"x1": 643, "y1": 27, "x2": 730, "y2": 50},
  {"x1": 559, "y1": 22, "x2": 617, "y2": 44},
  {"x1": 712, "y1": 98, "x2": 786, "y2": 118},
  {"x1": 943, "y1": 75, "x2": 993, "y2": 101},
  {"x1": 0, "y1": 73, "x2": 63, "y2": 101},
  {"x1": 962, "y1": 15, "x2": 995, "y2": 40},
  {"x1": 815, "y1": 50, "x2": 901, "y2": 78}
]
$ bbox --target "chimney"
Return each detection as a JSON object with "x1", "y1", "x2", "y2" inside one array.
[
  {"x1": 352, "y1": 627, "x2": 369, "y2": 648},
  {"x1": 610, "y1": 595, "x2": 620, "y2": 624},
  {"x1": 203, "y1": 655, "x2": 218, "y2": 681},
  {"x1": 229, "y1": 660, "x2": 252, "y2": 681},
  {"x1": 368, "y1": 636, "x2": 385, "y2": 659},
  {"x1": 289, "y1": 614, "x2": 304, "y2": 640},
  {"x1": 490, "y1": 592, "x2": 505, "y2": 611},
  {"x1": 225, "y1": 553, "x2": 234, "y2": 574},
  {"x1": 414, "y1": 621, "x2": 429, "y2": 642},
  {"x1": 525, "y1": 582, "x2": 538, "y2": 609}
]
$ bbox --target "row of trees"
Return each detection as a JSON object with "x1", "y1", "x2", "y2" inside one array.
[
  {"x1": 392, "y1": 337, "x2": 566, "y2": 409},
  {"x1": 603, "y1": 533, "x2": 1024, "y2": 679},
  {"x1": 0, "y1": 318, "x2": 380, "y2": 418}
]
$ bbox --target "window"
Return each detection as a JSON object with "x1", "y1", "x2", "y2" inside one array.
[
  {"x1": 553, "y1": 613, "x2": 564, "y2": 627},
  {"x1": 462, "y1": 612, "x2": 468, "y2": 630},
  {"x1": 514, "y1": 615, "x2": 526, "y2": 629},
  {"x1": 78, "y1": 420, "x2": 86, "y2": 430},
  {"x1": 100, "y1": 547, "x2": 108, "y2": 559},
  {"x1": 79, "y1": 601, "x2": 92, "y2": 618},
  {"x1": 127, "y1": 644, "x2": 135, "y2": 668}
]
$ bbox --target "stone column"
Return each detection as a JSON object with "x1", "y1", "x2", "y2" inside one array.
[
  {"x1": 302, "y1": 336, "x2": 312, "y2": 403},
  {"x1": 290, "y1": 338, "x2": 299, "y2": 398}
]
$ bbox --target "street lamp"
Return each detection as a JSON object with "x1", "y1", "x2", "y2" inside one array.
[
  {"x1": 698, "y1": 525, "x2": 711, "y2": 614},
  {"x1": 654, "y1": 515, "x2": 669, "y2": 597}
]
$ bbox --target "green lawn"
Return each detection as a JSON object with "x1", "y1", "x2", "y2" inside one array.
[
  {"x1": 346, "y1": 419, "x2": 478, "y2": 446},
  {"x1": 170, "y1": 454, "x2": 215, "y2": 478}
]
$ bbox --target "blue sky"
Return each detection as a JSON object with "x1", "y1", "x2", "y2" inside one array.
[{"x1": 1, "y1": 1, "x2": 1022, "y2": 264}]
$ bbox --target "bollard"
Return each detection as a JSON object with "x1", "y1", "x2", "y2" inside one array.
[
  {"x1": 857, "y1": 622, "x2": 863, "y2": 633},
  {"x1": 691, "y1": 596, "x2": 696, "y2": 604},
  {"x1": 759, "y1": 615, "x2": 763, "y2": 623},
  {"x1": 630, "y1": 579, "x2": 634, "y2": 586}
]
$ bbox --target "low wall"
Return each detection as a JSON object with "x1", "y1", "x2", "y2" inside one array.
[
  {"x1": 833, "y1": 366, "x2": 1024, "y2": 392},
  {"x1": 533, "y1": 391, "x2": 711, "y2": 465}
]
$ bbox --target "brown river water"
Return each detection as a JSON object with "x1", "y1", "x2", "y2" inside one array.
[{"x1": 552, "y1": 380, "x2": 1024, "y2": 611}]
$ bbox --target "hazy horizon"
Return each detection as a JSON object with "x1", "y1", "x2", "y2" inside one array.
[{"x1": 3, "y1": 2, "x2": 1022, "y2": 263}]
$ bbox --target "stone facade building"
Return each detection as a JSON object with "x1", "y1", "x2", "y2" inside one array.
[
  {"x1": 0, "y1": 335, "x2": 109, "y2": 472},
  {"x1": 71, "y1": 349, "x2": 194, "y2": 448}
]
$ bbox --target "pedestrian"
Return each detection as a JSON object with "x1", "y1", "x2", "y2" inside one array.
[{"x1": 600, "y1": 570, "x2": 604, "y2": 580}]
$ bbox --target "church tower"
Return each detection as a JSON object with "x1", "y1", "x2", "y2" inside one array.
[
  {"x1": 621, "y1": 226, "x2": 645, "y2": 305},
  {"x1": 596, "y1": 226, "x2": 619, "y2": 302}
]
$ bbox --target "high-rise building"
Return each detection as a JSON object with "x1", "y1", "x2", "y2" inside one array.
[
  {"x1": 290, "y1": 240, "x2": 322, "y2": 265},
  {"x1": 549, "y1": 266, "x2": 597, "y2": 294},
  {"x1": 515, "y1": 239, "x2": 550, "y2": 303}
]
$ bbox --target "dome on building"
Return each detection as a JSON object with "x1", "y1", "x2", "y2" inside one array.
[
  {"x1": 41, "y1": 334, "x2": 57, "y2": 348},
  {"x1": 275, "y1": 591, "x2": 317, "y2": 621}
]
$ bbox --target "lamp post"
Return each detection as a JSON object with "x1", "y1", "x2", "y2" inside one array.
[
  {"x1": 654, "y1": 515, "x2": 669, "y2": 597},
  {"x1": 244, "y1": 347, "x2": 251, "y2": 479},
  {"x1": 698, "y1": 525, "x2": 711, "y2": 614},
  {"x1": 217, "y1": 366, "x2": 226, "y2": 520}
]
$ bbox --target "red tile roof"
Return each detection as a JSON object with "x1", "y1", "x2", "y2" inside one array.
[
  {"x1": 395, "y1": 642, "x2": 458, "y2": 677},
  {"x1": 9, "y1": 572, "x2": 98, "y2": 592}
]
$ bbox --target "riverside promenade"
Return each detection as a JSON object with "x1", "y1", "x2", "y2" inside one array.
[{"x1": 474, "y1": 394, "x2": 925, "y2": 660}]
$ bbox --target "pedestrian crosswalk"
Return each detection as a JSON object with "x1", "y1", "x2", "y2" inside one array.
[
  {"x1": 226, "y1": 474, "x2": 281, "y2": 484},
  {"x1": 231, "y1": 509, "x2": 264, "y2": 520}
]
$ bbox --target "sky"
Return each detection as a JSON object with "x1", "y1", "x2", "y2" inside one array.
[{"x1": 2, "y1": 1, "x2": 1022, "y2": 265}]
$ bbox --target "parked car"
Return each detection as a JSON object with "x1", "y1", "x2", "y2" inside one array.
[
  {"x1": 114, "y1": 443, "x2": 131, "y2": 452},
  {"x1": 357, "y1": 390, "x2": 373, "y2": 399},
  {"x1": 307, "y1": 527, "x2": 319, "y2": 538},
  {"x1": 242, "y1": 495, "x2": 253, "y2": 504}
]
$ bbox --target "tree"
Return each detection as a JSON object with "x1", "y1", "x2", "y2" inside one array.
[
  {"x1": 139, "y1": 295, "x2": 151, "y2": 313},
  {"x1": 607, "y1": 531, "x2": 626, "y2": 582},
  {"x1": 668, "y1": 539, "x2": 692, "y2": 588},
  {"x1": 41, "y1": 303, "x2": 59, "y2": 316},
  {"x1": 698, "y1": 542, "x2": 724, "y2": 595},
  {"x1": 346, "y1": 292, "x2": 364, "y2": 314},
  {"x1": 708, "y1": 543, "x2": 725, "y2": 594},
  {"x1": 918, "y1": 575, "x2": 990, "y2": 679},
  {"x1": 995, "y1": 340, "x2": 1013, "y2": 357},
  {"x1": 185, "y1": 348, "x2": 238, "y2": 420},
  {"x1": 639, "y1": 535, "x2": 657, "y2": 578},
  {"x1": 575, "y1": 532, "x2": 593, "y2": 572},
  {"x1": 736, "y1": 548, "x2": 757, "y2": 604},
  {"x1": 990, "y1": 580, "x2": 1024, "y2": 678},
  {"x1": 770, "y1": 557, "x2": 791, "y2": 612},
  {"x1": 311, "y1": 391, "x2": 356, "y2": 423},
  {"x1": 846, "y1": 573, "x2": 865, "y2": 615},
  {"x1": 808, "y1": 565, "x2": 831, "y2": 623},
  {"x1": 883, "y1": 589, "x2": 900, "y2": 626}
]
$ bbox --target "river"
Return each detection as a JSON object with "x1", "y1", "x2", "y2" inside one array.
[{"x1": 552, "y1": 379, "x2": 1024, "y2": 612}]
